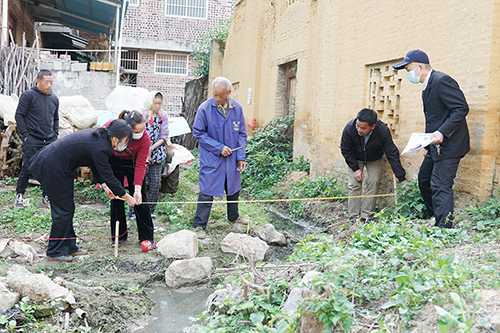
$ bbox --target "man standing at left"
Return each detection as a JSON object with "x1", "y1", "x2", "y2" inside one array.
[{"x1": 14, "y1": 69, "x2": 59, "y2": 208}]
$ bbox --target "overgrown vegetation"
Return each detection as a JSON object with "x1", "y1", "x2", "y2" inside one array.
[
  {"x1": 241, "y1": 115, "x2": 310, "y2": 199},
  {"x1": 190, "y1": 19, "x2": 231, "y2": 77},
  {"x1": 197, "y1": 202, "x2": 500, "y2": 332}
]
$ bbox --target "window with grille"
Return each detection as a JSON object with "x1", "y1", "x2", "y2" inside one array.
[
  {"x1": 366, "y1": 61, "x2": 405, "y2": 138},
  {"x1": 154, "y1": 53, "x2": 188, "y2": 75},
  {"x1": 129, "y1": 0, "x2": 139, "y2": 5},
  {"x1": 165, "y1": 0, "x2": 207, "y2": 19},
  {"x1": 121, "y1": 50, "x2": 139, "y2": 71}
]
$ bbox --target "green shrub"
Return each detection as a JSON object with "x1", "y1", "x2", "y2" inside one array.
[
  {"x1": 242, "y1": 115, "x2": 309, "y2": 199},
  {"x1": 378, "y1": 179, "x2": 427, "y2": 220},
  {"x1": 0, "y1": 205, "x2": 52, "y2": 233},
  {"x1": 191, "y1": 19, "x2": 231, "y2": 77}
]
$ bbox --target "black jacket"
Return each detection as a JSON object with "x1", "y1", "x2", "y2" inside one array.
[
  {"x1": 29, "y1": 129, "x2": 126, "y2": 207},
  {"x1": 15, "y1": 86, "x2": 59, "y2": 140},
  {"x1": 341, "y1": 119, "x2": 406, "y2": 182},
  {"x1": 422, "y1": 71, "x2": 470, "y2": 160}
]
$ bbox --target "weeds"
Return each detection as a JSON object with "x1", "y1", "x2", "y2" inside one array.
[
  {"x1": 288, "y1": 176, "x2": 346, "y2": 218},
  {"x1": 242, "y1": 115, "x2": 309, "y2": 200}
]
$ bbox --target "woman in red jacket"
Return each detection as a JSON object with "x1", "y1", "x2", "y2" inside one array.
[{"x1": 102, "y1": 110, "x2": 156, "y2": 252}]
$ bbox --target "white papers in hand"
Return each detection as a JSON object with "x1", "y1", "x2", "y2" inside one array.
[{"x1": 401, "y1": 133, "x2": 434, "y2": 155}]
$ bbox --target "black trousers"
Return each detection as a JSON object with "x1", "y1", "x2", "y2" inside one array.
[
  {"x1": 110, "y1": 157, "x2": 154, "y2": 242},
  {"x1": 418, "y1": 154, "x2": 461, "y2": 228},
  {"x1": 193, "y1": 180, "x2": 239, "y2": 229},
  {"x1": 43, "y1": 170, "x2": 79, "y2": 257},
  {"x1": 17, "y1": 135, "x2": 55, "y2": 194}
]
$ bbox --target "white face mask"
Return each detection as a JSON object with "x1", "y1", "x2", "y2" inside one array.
[
  {"x1": 114, "y1": 142, "x2": 128, "y2": 152},
  {"x1": 133, "y1": 131, "x2": 144, "y2": 140}
]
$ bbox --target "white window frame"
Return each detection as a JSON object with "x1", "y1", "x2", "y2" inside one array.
[
  {"x1": 129, "y1": 0, "x2": 139, "y2": 5},
  {"x1": 154, "y1": 52, "x2": 189, "y2": 76},
  {"x1": 165, "y1": 0, "x2": 208, "y2": 20}
]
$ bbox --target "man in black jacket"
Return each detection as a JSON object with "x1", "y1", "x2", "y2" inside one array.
[
  {"x1": 341, "y1": 108, "x2": 406, "y2": 222},
  {"x1": 14, "y1": 70, "x2": 59, "y2": 208},
  {"x1": 393, "y1": 50, "x2": 469, "y2": 228}
]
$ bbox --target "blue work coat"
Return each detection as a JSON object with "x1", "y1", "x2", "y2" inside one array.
[{"x1": 193, "y1": 97, "x2": 247, "y2": 197}]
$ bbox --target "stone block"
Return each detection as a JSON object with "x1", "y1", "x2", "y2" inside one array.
[
  {"x1": 52, "y1": 61, "x2": 63, "y2": 71},
  {"x1": 39, "y1": 62, "x2": 53, "y2": 70},
  {"x1": 165, "y1": 257, "x2": 212, "y2": 288},
  {"x1": 71, "y1": 62, "x2": 88, "y2": 72}
]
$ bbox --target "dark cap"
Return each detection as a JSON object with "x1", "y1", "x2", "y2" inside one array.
[{"x1": 393, "y1": 50, "x2": 429, "y2": 70}]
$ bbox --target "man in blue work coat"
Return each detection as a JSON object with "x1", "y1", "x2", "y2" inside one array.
[{"x1": 192, "y1": 76, "x2": 247, "y2": 239}]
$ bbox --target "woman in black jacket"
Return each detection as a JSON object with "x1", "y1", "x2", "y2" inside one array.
[{"x1": 29, "y1": 119, "x2": 137, "y2": 262}]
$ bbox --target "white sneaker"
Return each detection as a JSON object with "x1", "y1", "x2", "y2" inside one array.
[
  {"x1": 42, "y1": 194, "x2": 50, "y2": 207},
  {"x1": 14, "y1": 193, "x2": 29, "y2": 208}
]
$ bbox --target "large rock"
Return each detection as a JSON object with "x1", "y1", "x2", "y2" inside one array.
[
  {"x1": 6, "y1": 265, "x2": 72, "y2": 302},
  {"x1": 165, "y1": 257, "x2": 212, "y2": 288},
  {"x1": 282, "y1": 270, "x2": 321, "y2": 315},
  {"x1": 220, "y1": 233, "x2": 269, "y2": 262},
  {"x1": 157, "y1": 230, "x2": 198, "y2": 259},
  {"x1": 253, "y1": 224, "x2": 287, "y2": 246},
  {"x1": 206, "y1": 285, "x2": 243, "y2": 313},
  {"x1": 0, "y1": 281, "x2": 20, "y2": 314}
]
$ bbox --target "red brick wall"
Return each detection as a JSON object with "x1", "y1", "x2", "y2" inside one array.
[
  {"x1": 122, "y1": 0, "x2": 234, "y2": 115},
  {"x1": 7, "y1": 0, "x2": 35, "y2": 46},
  {"x1": 137, "y1": 51, "x2": 197, "y2": 115}
]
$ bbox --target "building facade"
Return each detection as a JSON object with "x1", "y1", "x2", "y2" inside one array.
[
  {"x1": 1, "y1": 0, "x2": 35, "y2": 47},
  {"x1": 220, "y1": 0, "x2": 500, "y2": 203},
  {"x1": 120, "y1": 0, "x2": 235, "y2": 115}
]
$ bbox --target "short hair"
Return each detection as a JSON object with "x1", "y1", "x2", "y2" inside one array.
[
  {"x1": 212, "y1": 76, "x2": 231, "y2": 91},
  {"x1": 356, "y1": 108, "x2": 378, "y2": 126},
  {"x1": 118, "y1": 110, "x2": 145, "y2": 129},
  {"x1": 154, "y1": 92, "x2": 163, "y2": 99},
  {"x1": 94, "y1": 119, "x2": 133, "y2": 145},
  {"x1": 37, "y1": 70, "x2": 53, "y2": 80}
]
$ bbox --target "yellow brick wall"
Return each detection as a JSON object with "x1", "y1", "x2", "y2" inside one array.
[{"x1": 221, "y1": 0, "x2": 498, "y2": 201}]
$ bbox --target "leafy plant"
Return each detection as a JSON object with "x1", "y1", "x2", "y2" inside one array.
[
  {"x1": 73, "y1": 180, "x2": 109, "y2": 203},
  {"x1": 0, "y1": 205, "x2": 52, "y2": 233},
  {"x1": 191, "y1": 19, "x2": 231, "y2": 77},
  {"x1": 378, "y1": 179, "x2": 427, "y2": 220},
  {"x1": 435, "y1": 292, "x2": 477, "y2": 332},
  {"x1": 242, "y1": 115, "x2": 310, "y2": 199},
  {"x1": 466, "y1": 191, "x2": 500, "y2": 231}
]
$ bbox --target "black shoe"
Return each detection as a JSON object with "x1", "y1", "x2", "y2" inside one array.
[{"x1": 46, "y1": 255, "x2": 73, "y2": 262}]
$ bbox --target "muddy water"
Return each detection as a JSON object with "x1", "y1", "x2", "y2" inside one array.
[
  {"x1": 135, "y1": 286, "x2": 214, "y2": 333},
  {"x1": 136, "y1": 209, "x2": 322, "y2": 332}
]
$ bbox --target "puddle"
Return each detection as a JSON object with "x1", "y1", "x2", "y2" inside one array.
[{"x1": 134, "y1": 286, "x2": 214, "y2": 333}]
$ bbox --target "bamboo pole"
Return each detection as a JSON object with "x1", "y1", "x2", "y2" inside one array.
[{"x1": 114, "y1": 221, "x2": 119, "y2": 257}]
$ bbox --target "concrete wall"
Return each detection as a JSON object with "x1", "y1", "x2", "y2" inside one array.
[
  {"x1": 51, "y1": 71, "x2": 115, "y2": 110},
  {"x1": 221, "y1": 0, "x2": 499, "y2": 202}
]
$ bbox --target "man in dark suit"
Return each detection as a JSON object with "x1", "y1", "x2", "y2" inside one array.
[{"x1": 393, "y1": 50, "x2": 470, "y2": 228}]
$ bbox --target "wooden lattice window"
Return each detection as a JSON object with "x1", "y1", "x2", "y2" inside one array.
[{"x1": 366, "y1": 62, "x2": 405, "y2": 138}]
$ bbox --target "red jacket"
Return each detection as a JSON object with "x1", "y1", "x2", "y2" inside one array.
[{"x1": 103, "y1": 119, "x2": 151, "y2": 186}]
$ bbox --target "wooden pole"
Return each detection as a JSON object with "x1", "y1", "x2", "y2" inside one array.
[{"x1": 114, "y1": 221, "x2": 119, "y2": 257}]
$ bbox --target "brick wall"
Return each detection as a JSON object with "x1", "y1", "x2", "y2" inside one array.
[
  {"x1": 122, "y1": 0, "x2": 235, "y2": 115},
  {"x1": 221, "y1": 0, "x2": 499, "y2": 203},
  {"x1": 5, "y1": 0, "x2": 35, "y2": 46},
  {"x1": 136, "y1": 51, "x2": 197, "y2": 115}
]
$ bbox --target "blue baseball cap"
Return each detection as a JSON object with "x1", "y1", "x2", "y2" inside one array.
[{"x1": 393, "y1": 50, "x2": 429, "y2": 70}]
